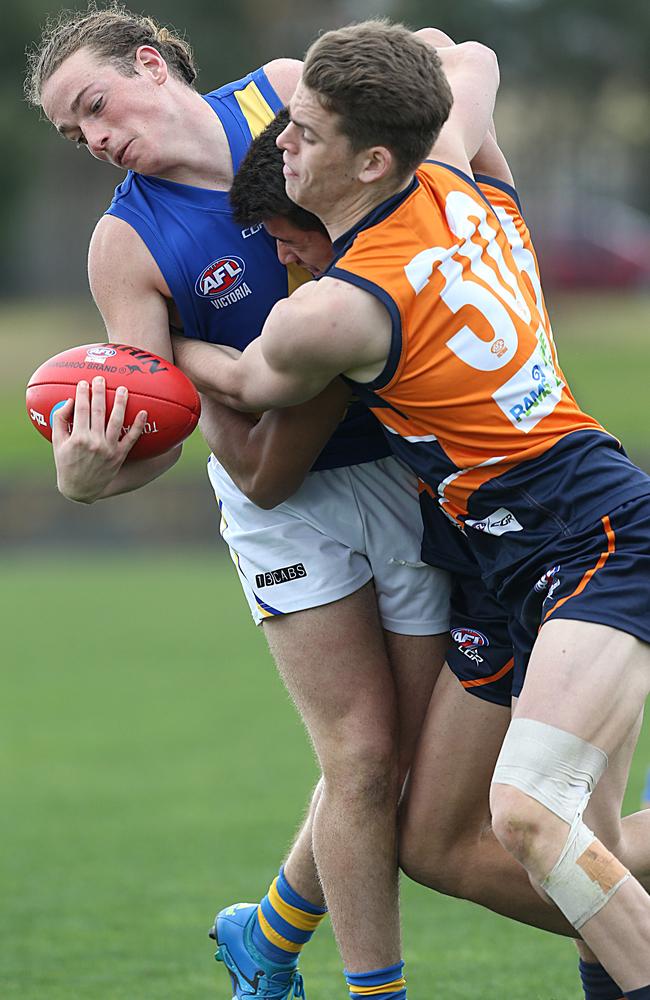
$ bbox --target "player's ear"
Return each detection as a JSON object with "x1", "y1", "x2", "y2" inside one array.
[
  {"x1": 358, "y1": 146, "x2": 394, "y2": 185},
  {"x1": 134, "y1": 45, "x2": 168, "y2": 85}
]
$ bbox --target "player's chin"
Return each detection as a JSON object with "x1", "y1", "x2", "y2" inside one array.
[{"x1": 284, "y1": 173, "x2": 301, "y2": 199}]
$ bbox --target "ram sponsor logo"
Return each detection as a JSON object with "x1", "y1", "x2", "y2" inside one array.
[
  {"x1": 85, "y1": 346, "x2": 117, "y2": 364},
  {"x1": 29, "y1": 408, "x2": 47, "y2": 427},
  {"x1": 465, "y1": 507, "x2": 523, "y2": 536},
  {"x1": 492, "y1": 331, "x2": 564, "y2": 433},
  {"x1": 195, "y1": 256, "x2": 246, "y2": 298}
]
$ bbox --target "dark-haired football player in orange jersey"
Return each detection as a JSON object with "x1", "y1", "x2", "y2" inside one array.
[{"x1": 173, "y1": 21, "x2": 650, "y2": 997}]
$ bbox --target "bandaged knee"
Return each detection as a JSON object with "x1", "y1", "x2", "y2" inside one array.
[{"x1": 492, "y1": 718, "x2": 630, "y2": 928}]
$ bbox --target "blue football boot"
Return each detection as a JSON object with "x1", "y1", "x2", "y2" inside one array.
[{"x1": 210, "y1": 902, "x2": 306, "y2": 999}]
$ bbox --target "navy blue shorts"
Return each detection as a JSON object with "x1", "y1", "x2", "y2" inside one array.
[
  {"x1": 446, "y1": 495, "x2": 650, "y2": 705},
  {"x1": 446, "y1": 575, "x2": 516, "y2": 707}
]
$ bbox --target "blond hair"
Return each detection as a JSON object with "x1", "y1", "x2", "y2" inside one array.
[{"x1": 25, "y1": 2, "x2": 197, "y2": 106}]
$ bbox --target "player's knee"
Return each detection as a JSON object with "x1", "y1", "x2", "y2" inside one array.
[
  {"x1": 398, "y1": 806, "x2": 480, "y2": 897},
  {"x1": 490, "y1": 783, "x2": 550, "y2": 865},
  {"x1": 320, "y1": 733, "x2": 399, "y2": 809},
  {"x1": 490, "y1": 718, "x2": 609, "y2": 870},
  {"x1": 399, "y1": 831, "x2": 465, "y2": 897}
]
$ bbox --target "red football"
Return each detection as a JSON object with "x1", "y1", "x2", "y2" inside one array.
[{"x1": 26, "y1": 343, "x2": 201, "y2": 461}]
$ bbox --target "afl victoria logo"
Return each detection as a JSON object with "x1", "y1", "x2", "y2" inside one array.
[
  {"x1": 451, "y1": 627, "x2": 489, "y2": 648},
  {"x1": 196, "y1": 256, "x2": 246, "y2": 298}
]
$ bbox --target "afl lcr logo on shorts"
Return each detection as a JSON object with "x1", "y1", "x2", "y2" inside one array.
[
  {"x1": 451, "y1": 627, "x2": 490, "y2": 649},
  {"x1": 195, "y1": 256, "x2": 246, "y2": 298},
  {"x1": 85, "y1": 346, "x2": 117, "y2": 364}
]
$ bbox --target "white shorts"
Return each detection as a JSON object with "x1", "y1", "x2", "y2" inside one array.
[{"x1": 207, "y1": 453, "x2": 450, "y2": 635}]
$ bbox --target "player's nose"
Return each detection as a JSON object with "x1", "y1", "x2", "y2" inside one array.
[
  {"x1": 83, "y1": 123, "x2": 110, "y2": 157},
  {"x1": 276, "y1": 243, "x2": 298, "y2": 266}
]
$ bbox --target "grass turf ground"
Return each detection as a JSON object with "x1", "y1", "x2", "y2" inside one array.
[{"x1": 2, "y1": 554, "x2": 650, "y2": 999}]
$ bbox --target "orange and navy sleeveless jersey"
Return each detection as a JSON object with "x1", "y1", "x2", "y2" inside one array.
[{"x1": 331, "y1": 161, "x2": 650, "y2": 590}]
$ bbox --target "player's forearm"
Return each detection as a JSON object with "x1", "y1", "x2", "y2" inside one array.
[
  {"x1": 200, "y1": 379, "x2": 351, "y2": 508},
  {"x1": 198, "y1": 396, "x2": 268, "y2": 497},
  {"x1": 173, "y1": 335, "x2": 322, "y2": 413},
  {"x1": 172, "y1": 336, "x2": 257, "y2": 410}
]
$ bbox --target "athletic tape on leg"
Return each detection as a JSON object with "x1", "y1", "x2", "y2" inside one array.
[
  {"x1": 492, "y1": 718, "x2": 629, "y2": 928},
  {"x1": 541, "y1": 815, "x2": 630, "y2": 928},
  {"x1": 492, "y1": 718, "x2": 608, "y2": 824}
]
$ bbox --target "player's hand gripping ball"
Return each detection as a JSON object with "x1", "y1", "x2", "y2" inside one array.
[{"x1": 26, "y1": 343, "x2": 201, "y2": 461}]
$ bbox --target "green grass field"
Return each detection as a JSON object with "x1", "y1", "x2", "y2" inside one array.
[{"x1": 2, "y1": 555, "x2": 650, "y2": 999}]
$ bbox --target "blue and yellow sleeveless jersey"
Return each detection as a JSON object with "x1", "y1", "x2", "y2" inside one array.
[
  {"x1": 105, "y1": 67, "x2": 388, "y2": 471},
  {"x1": 334, "y1": 162, "x2": 650, "y2": 593}
]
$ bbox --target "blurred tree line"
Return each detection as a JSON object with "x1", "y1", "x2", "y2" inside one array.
[{"x1": 4, "y1": 0, "x2": 650, "y2": 297}]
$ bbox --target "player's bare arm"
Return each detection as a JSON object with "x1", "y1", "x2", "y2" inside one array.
[
  {"x1": 172, "y1": 278, "x2": 392, "y2": 412},
  {"x1": 417, "y1": 31, "x2": 511, "y2": 184},
  {"x1": 88, "y1": 215, "x2": 175, "y2": 360},
  {"x1": 52, "y1": 215, "x2": 184, "y2": 502},
  {"x1": 195, "y1": 379, "x2": 352, "y2": 508},
  {"x1": 427, "y1": 41, "x2": 499, "y2": 172}
]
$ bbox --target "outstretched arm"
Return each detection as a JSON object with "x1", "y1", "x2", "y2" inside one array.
[{"x1": 171, "y1": 278, "x2": 391, "y2": 413}]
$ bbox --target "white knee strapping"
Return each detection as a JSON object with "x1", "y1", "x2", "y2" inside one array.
[
  {"x1": 541, "y1": 813, "x2": 631, "y2": 928},
  {"x1": 492, "y1": 718, "x2": 608, "y2": 824},
  {"x1": 492, "y1": 719, "x2": 629, "y2": 928}
]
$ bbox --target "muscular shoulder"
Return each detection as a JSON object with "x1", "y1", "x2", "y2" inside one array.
[
  {"x1": 262, "y1": 58, "x2": 302, "y2": 105},
  {"x1": 88, "y1": 215, "x2": 171, "y2": 300},
  {"x1": 263, "y1": 277, "x2": 391, "y2": 380},
  {"x1": 87, "y1": 214, "x2": 173, "y2": 354}
]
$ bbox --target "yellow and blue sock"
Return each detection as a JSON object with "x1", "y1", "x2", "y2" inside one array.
[
  {"x1": 579, "y1": 959, "x2": 624, "y2": 999},
  {"x1": 345, "y1": 961, "x2": 407, "y2": 999},
  {"x1": 251, "y1": 866, "x2": 327, "y2": 966}
]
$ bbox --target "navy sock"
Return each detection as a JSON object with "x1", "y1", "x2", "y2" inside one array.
[
  {"x1": 579, "y1": 959, "x2": 624, "y2": 999},
  {"x1": 625, "y1": 988, "x2": 650, "y2": 999}
]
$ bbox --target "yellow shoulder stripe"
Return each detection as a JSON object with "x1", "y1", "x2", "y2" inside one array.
[{"x1": 235, "y1": 80, "x2": 276, "y2": 139}]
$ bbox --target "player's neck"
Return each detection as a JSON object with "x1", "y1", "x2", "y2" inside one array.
[
  {"x1": 147, "y1": 88, "x2": 234, "y2": 191},
  {"x1": 324, "y1": 174, "x2": 414, "y2": 243}
]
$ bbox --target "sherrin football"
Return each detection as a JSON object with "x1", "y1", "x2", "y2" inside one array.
[{"x1": 26, "y1": 343, "x2": 201, "y2": 461}]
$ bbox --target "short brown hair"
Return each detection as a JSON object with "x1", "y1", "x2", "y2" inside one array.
[
  {"x1": 302, "y1": 20, "x2": 452, "y2": 178},
  {"x1": 25, "y1": 2, "x2": 197, "y2": 107}
]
